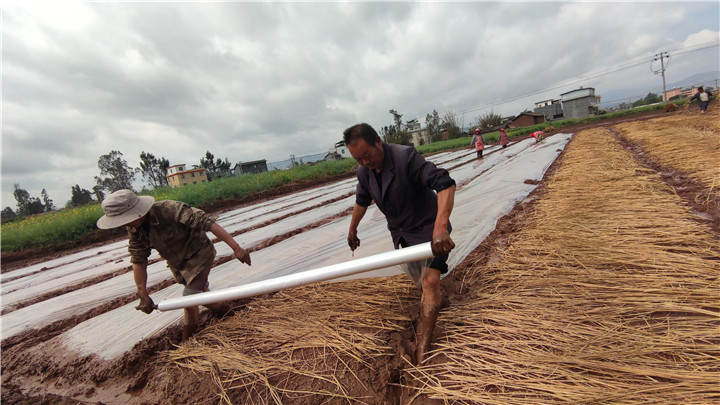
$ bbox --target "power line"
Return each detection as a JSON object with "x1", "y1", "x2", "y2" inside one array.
[{"x1": 457, "y1": 40, "x2": 719, "y2": 117}]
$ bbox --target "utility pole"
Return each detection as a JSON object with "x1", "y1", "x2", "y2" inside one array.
[{"x1": 651, "y1": 51, "x2": 670, "y2": 102}]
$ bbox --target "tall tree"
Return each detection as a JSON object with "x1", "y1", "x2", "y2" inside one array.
[
  {"x1": 425, "y1": 109, "x2": 442, "y2": 143},
  {"x1": 199, "y1": 151, "x2": 218, "y2": 180},
  {"x1": 216, "y1": 157, "x2": 231, "y2": 178},
  {"x1": 92, "y1": 185, "x2": 105, "y2": 202},
  {"x1": 13, "y1": 183, "x2": 44, "y2": 216},
  {"x1": 41, "y1": 188, "x2": 54, "y2": 211},
  {"x1": 389, "y1": 109, "x2": 403, "y2": 134},
  {"x1": 385, "y1": 109, "x2": 411, "y2": 145},
  {"x1": 139, "y1": 151, "x2": 170, "y2": 188},
  {"x1": 2, "y1": 207, "x2": 17, "y2": 221},
  {"x1": 476, "y1": 109, "x2": 503, "y2": 130},
  {"x1": 94, "y1": 150, "x2": 138, "y2": 193},
  {"x1": 200, "y1": 151, "x2": 232, "y2": 180},
  {"x1": 442, "y1": 110, "x2": 464, "y2": 139},
  {"x1": 67, "y1": 184, "x2": 94, "y2": 207}
]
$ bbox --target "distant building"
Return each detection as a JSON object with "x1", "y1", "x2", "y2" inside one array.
[
  {"x1": 560, "y1": 87, "x2": 601, "y2": 119},
  {"x1": 508, "y1": 112, "x2": 546, "y2": 129},
  {"x1": 325, "y1": 141, "x2": 352, "y2": 160},
  {"x1": 407, "y1": 120, "x2": 432, "y2": 146},
  {"x1": 534, "y1": 99, "x2": 564, "y2": 121},
  {"x1": 663, "y1": 87, "x2": 683, "y2": 100},
  {"x1": 232, "y1": 159, "x2": 268, "y2": 176},
  {"x1": 166, "y1": 164, "x2": 208, "y2": 187},
  {"x1": 681, "y1": 88, "x2": 696, "y2": 98}
]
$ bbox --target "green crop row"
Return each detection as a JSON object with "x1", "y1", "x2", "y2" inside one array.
[{"x1": 1, "y1": 159, "x2": 358, "y2": 252}]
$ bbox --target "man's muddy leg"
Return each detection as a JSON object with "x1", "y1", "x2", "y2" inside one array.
[
  {"x1": 201, "y1": 287, "x2": 232, "y2": 316},
  {"x1": 183, "y1": 306, "x2": 200, "y2": 341},
  {"x1": 416, "y1": 267, "x2": 442, "y2": 365}
]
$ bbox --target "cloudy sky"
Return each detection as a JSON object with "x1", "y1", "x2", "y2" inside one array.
[{"x1": 2, "y1": 1, "x2": 719, "y2": 209}]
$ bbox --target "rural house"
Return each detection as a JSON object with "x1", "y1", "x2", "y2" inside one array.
[
  {"x1": 232, "y1": 159, "x2": 268, "y2": 175},
  {"x1": 407, "y1": 120, "x2": 432, "y2": 146},
  {"x1": 508, "y1": 112, "x2": 546, "y2": 129},
  {"x1": 166, "y1": 164, "x2": 208, "y2": 187},
  {"x1": 325, "y1": 141, "x2": 352, "y2": 161},
  {"x1": 560, "y1": 87, "x2": 601, "y2": 119},
  {"x1": 534, "y1": 99, "x2": 564, "y2": 121}
]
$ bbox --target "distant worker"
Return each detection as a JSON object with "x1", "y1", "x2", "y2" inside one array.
[
  {"x1": 530, "y1": 130, "x2": 544, "y2": 143},
  {"x1": 499, "y1": 128, "x2": 510, "y2": 148},
  {"x1": 96, "y1": 189, "x2": 252, "y2": 341},
  {"x1": 689, "y1": 86, "x2": 712, "y2": 114},
  {"x1": 471, "y1": 128, "x2": 486, "y2": 158},
  {"x1": 344, "y1": 123, "x2": 456, "y2": 364}
]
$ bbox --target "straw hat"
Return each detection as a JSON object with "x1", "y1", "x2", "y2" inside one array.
[{"x1": 97, "y1": 189, "x2": 154, "y2": 229}]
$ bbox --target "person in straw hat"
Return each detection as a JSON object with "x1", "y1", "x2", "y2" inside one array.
[{"x1": 97, "y1": 189, "x2": 252, "y2": 340}]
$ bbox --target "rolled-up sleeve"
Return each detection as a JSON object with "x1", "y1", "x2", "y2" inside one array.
[
  {"x1": 432, "y1": 175, "x2": 456, "y2": 193},
  {"x1": 128, "y1": 232, "x2": 151, "y2": 265}
]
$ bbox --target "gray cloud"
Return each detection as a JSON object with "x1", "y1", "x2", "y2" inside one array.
[{"x1": 2, "y1": 2, "x2": 718, "y2": 208}]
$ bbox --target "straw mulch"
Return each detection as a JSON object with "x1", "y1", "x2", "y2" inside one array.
[
  {"x1": 165, "y1": 276, "x2": 419, "y2": 404},
  {"x1": 614, "y1": 108, "x2": 720, "y2": 207},
  {"x1": 408, "y1": 128, "x2": 720, "y2": 404}
]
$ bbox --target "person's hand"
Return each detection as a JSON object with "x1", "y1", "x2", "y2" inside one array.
[
  {"x1": 431, "y1": 231, "x2": 455, "y2": 256},
  {"x1": 135, "y1": 294, "x2": 157, "y2": 314},
  {"x1": 347, "y1": 229, "x2": 361, "y2": 251},
  {"x1": 233, "y1": 246, "x2": 251, "y2": 266}
]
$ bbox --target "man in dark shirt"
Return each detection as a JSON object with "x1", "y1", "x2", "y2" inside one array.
[
  {"x1": 344, "y1": 123, "x2": 456, "y2": 364},
  {"x1": 689, "y1": 86, "x2": 712, "y2": 113}
]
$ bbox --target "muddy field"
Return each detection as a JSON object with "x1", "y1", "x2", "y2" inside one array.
[{"x1": 2, "y1": 107, "x2": 719, "y2": 404}]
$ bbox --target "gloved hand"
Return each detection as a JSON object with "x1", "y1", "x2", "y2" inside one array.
[
  {"x1": 135, "y1": 294, "x2": 157, "y2": 314},
  {"x1": 431, "y1": 231, "x2": 455, "y2": 256},
  {"x1": 347, "y1": 229, "x2": 361, "y2": 251}
]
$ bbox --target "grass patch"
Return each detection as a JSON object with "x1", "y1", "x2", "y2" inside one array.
[
  {"x1": 2, "y1": 159, "x2": 358, "y2": 252},
  {"x1": 1, "y1": 204, "x2": 105, "y2": 252}
]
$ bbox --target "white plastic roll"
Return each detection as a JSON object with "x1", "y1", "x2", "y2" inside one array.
[{"x1": 156, "y1": 242, "x2": 434, "y2": 311}]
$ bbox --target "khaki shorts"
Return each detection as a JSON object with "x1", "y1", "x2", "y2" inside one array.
[{"x1": 399, "y1": 238, "x2": 449, "y2": 288}]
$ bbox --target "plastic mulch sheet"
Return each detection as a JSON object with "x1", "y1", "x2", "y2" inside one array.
[{"x1": 1, "y1": 134, "x2": 573, "y2": 359}]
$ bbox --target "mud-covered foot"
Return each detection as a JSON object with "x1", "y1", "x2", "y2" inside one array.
[
  {"x1": 415, "y1": 308, "x2": 440, "y2": 365},
  {"x1": 212, "y1": 302, "x2": 233, "y2": 317},
  {"x1": 182, "y1": 324, "x2": 197, "y2": 341},
  {"x1": 415, "y1": 335, "x2": 431, "y2": 365}
]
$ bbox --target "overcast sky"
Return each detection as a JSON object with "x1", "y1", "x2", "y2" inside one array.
[{"x1": 2, "y1": 1, "x2": 719, "y2": 209}]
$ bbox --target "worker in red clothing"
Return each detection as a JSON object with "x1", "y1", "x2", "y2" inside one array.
[
  {"x1": 530, "y1": 130, "x2": 544, "y2": 143},
  {"x1": 499, "y1": 128, "x2": 510, "y2": 148},
  {"x1": 471, "y1": 129, "x2": 485, "y2": 158}
]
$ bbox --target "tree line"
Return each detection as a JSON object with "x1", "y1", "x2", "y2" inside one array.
[
  {"x1": 380, "y1": 108, "x2": 505, "y2": 145},
  {"x1": 2, "y1": 150, "x2": 233, "y2": 222}
]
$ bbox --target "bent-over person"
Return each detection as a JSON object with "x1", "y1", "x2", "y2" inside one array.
[{"x1": 96, "y1": 189, "x2": 251, "y2": 340}]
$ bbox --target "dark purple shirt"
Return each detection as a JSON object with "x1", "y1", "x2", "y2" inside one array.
[{"x1": 355, "y1": 143, "x2": 454, "y2": 248}]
